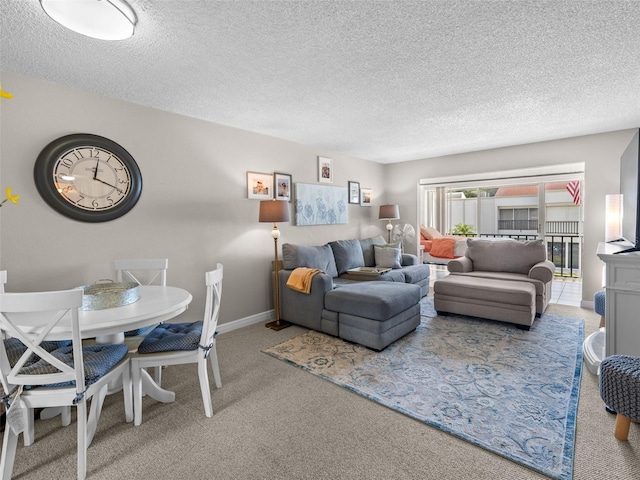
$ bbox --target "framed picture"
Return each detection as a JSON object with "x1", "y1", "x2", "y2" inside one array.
[
  {"x1": 348, "y1": 181, "x2": 360, "y2": 204},
  {"x1": 318, "y1": 156, "x2": 333, "y2": 183},
  {"x1": 295, "y1": 183, "x2": 348, "y2": 225},
  {"x1": 247, "y1": 171, "x2": 273, "y2": 200},
  {"x1": 360, "y1": 187, "x2": 372, "y2": 206},
  {"x1": 274, "y1": 172, "x2": 292, "y2": 202}
]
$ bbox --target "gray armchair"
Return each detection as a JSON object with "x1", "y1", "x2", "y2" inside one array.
[{"x1": 447, "y1": 238, "x2": 555, "y2": 314}]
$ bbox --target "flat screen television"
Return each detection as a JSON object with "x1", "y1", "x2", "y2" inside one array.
[{"x1": 616, "y1": 129, "x2": 640, "y2": 254}]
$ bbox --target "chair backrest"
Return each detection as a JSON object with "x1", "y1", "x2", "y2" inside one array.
[
  {"x1": 200, "y1": 264, "x2": 223, "y2": 350},
  {"x1": 115, "y1": 259, "x2": 168, "y2": 286},
  {"x1": 0, "y1": 289, "x2": 85, "y2": 396},
  {"x1": 0, "y1": 272, "x2": 6, "y2": 339}
]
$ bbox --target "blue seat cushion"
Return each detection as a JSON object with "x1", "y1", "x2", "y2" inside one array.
[
  {"x1": 3, "y1": 337, "x2": 72, "y2": 367},
  {"x1": 19, "y1": 343, "x2": 128, "y2": 388},
  {"x1": 137, "y1": 321, "x2": 203, "y2": 354}
]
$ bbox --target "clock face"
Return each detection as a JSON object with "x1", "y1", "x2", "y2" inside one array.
[{"x1": 34, "y1": 134, "x2": 143, "y2": 222}]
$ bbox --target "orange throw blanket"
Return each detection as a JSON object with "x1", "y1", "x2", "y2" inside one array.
[
  {"x1": 286, "y1": 267, "x2": 322, "y2": 294},
  {"x1": 430, "y1": 237, "x2": 458, "y2": 258}
]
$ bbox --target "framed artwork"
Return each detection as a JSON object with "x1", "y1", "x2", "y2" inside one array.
[
  {"x1": 274, "y1": 172, "x2": 292, "y2": 202},
  {"x1": 246, "y1": 171, "x2": 273, "y2": 200},
  {"x1": 348, "y1": 181, "x2": 360, "y2": 204},
  {"x1": 360, "y1": 187, "x2": 372, "y2": 206},
  {"x1": 318, "y1": 156, "x2": 333, "y2": 183},
  {"x1": 295, "y1": 183, "x2": 348, "y2": 225}
]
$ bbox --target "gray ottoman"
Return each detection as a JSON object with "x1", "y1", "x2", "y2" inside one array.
[
  {"x1": 599, "y1": 355, "x2": 640, "y2": 440},
  {"x1": 434, "y1": 274, "x2": 536, "y2": 329},
  {"x1": 324, "y1": 282, "x2": 421, "y2": 350}
]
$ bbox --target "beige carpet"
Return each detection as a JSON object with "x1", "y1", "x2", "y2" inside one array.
[{"x1": 3, "y1": 303, "x2": 639, "y2": 479}]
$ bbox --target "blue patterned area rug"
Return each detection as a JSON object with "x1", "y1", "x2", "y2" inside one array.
[{"x1": 263, "y1": 297, "x2": 584, "y2": 480}]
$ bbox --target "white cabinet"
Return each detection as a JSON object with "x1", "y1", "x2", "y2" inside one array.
[{"x1": 597, "y1": 242, "x2": 640, "y2": 357}]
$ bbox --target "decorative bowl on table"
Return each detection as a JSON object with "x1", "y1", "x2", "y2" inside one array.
[{"x1": 80, "y1": 281, "x2": 140, "y2": 311}]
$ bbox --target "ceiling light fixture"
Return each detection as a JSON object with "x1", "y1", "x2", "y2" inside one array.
[{"x1": 40, "y1": 0, "x2": 137, "y2": 41}]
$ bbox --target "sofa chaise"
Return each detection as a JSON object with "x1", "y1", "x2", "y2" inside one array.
[
  {"x1": 278, "y1": 235, "x2": 430, "y2": 349},
  {"x1": 434, "y1": 238, "x2": 555, "y2": 329}
]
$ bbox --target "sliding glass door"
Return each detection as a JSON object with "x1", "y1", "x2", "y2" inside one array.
[{"x1": 419, "y1": 169, "x2": 583, "y2": 277}]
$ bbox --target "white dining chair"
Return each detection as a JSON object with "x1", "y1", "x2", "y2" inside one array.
[
  {"x1": 0, "y1": 288, "x2": 132, "y2": 480},
  {"x1": 130, "y1": 264, "x2": 223, "y2": 426},
  {"x1": 115, "y1": 258, "x2": 168, "y2": 286},
  {"x1": 115, "y1": 258, "x2": 169, "y2": 384},
  {"x1": 0, "y1": 270, "x2": 72, "y2": 448}
]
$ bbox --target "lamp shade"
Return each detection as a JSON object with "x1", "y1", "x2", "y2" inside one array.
[
  {"x1": 259, "y1": 199, "x2": 290, "y2": 223},
  {"x1": 605, "y1": 194, "x2": 623, "y2": 242},
  {"x1": 378, "y1": 204, "x2": 400, "y2": 220},
  {"x1": 40, "y1": 0, "x2": 137, "y2": 40}
]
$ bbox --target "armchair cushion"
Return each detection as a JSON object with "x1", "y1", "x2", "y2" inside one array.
[
  {"x1": 453, "y1": 271, "x2": 546, "y2": 296},
  {"x1": 282, "y1": 243, "x2": 338, "y2": 278},
  {"x1": 465, "y1": 238, "x2": 545, "y2": 274}
]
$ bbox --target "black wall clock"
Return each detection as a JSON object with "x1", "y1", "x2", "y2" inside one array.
[{"x1": 34, "y1": 133, "x2": 143, "y2": 222}]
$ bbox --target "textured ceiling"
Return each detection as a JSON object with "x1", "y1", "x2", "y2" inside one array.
[{"x1": 2, "y1": 1, "x2": 640, "y2": 163}]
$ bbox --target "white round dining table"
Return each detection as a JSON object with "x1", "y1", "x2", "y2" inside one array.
[
  {"x1": 38, "y1": 286, "x2": 192, "y2": 421},
  {"x1": 44, "y1": 286, "x2": 193, "y2": 342}
]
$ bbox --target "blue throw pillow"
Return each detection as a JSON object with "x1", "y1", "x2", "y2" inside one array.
[
  {"x1": 329, "y1": 239, "x2": 365, "y2": 275},
  {"x1": 359, "y1": 235, "x2": 387, "y2": 267},
  {"x1": 282, "y1": 243, "x2": 338, "y2": 278}
]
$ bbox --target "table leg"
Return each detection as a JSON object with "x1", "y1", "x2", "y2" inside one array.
[{"x1": 140, "y1": 369, "x2": 175, "y2": 403}]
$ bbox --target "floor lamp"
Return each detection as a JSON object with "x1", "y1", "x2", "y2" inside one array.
[
  {"x1": 379, "y1": 204, "x2": 400, "y2": 242},
  {"x1": 259, "y1": 199, "x2": 291, "y2": 330}
]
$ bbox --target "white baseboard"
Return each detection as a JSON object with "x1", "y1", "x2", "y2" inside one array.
[
  {"x1": 217, "y1": 310, "x2": 273, "y2": 334},
  {"x1": 581, "y1": 300, "x2": 594, "y2": 310}
]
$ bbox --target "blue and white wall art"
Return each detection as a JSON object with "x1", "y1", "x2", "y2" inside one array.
[{"x1": 295, "y1": 183, "x2": 348, "y2": 226}]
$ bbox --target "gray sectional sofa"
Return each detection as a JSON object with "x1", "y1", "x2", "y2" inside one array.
[{"x1": 277, "y1": 235, "x2": 430, "y2": 349}]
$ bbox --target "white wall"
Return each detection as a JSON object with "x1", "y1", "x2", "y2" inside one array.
[
  {"x1": 385, "y1": 130, "x2": 637, "y2": 303},
  {"x1": 0, "y1": 72, "x2": 386, "y2": 325}
]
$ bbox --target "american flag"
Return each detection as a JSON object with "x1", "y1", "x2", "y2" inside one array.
[{"x1": 566, "y1": 180, "x2": 581, "y2": 205}]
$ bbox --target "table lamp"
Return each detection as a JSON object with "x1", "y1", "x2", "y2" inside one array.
[
  {"x1": 605, "y1": 194, "x2": 622, "y2": 242},
  {"x1": 379, "y1": 204, "x2": 400, "y2": 242},
  {"x1": 259, "y1": 199, "x2": 291, "y2": 330}
]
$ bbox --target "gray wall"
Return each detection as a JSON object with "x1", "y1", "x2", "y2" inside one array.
[
  {"x1": 0, "y1": 72, "x2": 386, "y2": 325},
  {"x1": 385, "y1": 129, "x2": 637, "y2": 304},
  {"x1": 1, "y1": 72, "x2": 636, "y2": 320}
]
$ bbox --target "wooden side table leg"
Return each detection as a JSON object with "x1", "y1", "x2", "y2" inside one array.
[{"x1": 615, "y1": 414, "x2": 631, "y2": 441}]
